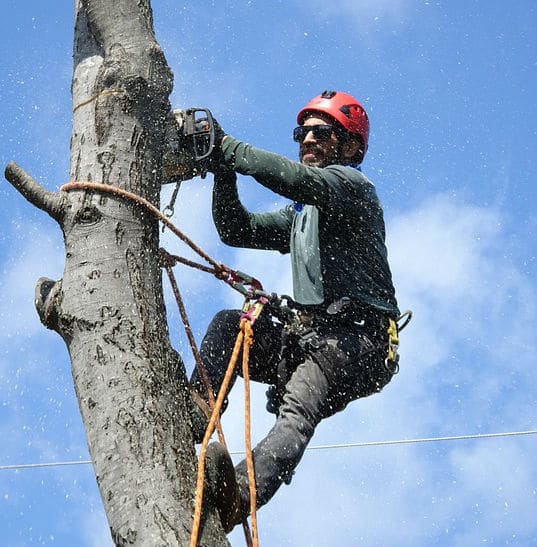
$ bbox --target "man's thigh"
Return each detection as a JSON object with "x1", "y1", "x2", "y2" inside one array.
[
  {"x1": 239, "y1": 312, "x2": 284, "y2": 385},
  {"x1": 298, "y1": 324, "x2": 394, "y2": 417}
]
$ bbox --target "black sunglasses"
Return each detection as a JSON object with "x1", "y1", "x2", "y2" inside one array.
[{"x1": 293, "y1": 124, "x2": 335, "y2": 143}]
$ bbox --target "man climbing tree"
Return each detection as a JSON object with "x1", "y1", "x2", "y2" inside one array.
[{"x1": 190, "y1": 91, "x2": 402, "y2": 531}]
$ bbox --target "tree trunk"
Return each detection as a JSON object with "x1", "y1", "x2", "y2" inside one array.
[{"x1": 4, "y1": 1, "x2": 228, "y2": 545}]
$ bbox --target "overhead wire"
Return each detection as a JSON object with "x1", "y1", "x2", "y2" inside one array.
[{"x1": 1, "y1": 429, "x2": 535, "y2": 472}]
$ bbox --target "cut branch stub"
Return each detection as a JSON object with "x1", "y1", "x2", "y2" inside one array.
[
  {"x1": 4, "y1": 162, "x2": 64, "y2": 222},
  {"x1": 35, "y1": 277, "x2": 63, "y2": 333}
]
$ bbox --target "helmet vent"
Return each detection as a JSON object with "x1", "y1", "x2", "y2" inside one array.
[
  {"x1": 339, "y1": 104, "x2": 351, "y2": 118},
  {"x1": 321, "y1": 90, "x2": 336, "y2": 99}
]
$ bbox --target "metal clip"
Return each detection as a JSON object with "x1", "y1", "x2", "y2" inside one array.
[
  {"x1": 222, "y1": 269, "x2": 264, "y2": 299},
  {"x1": 298, "y1": 329, "x2": 325, "y2": 351},
  {"x1": 385, "y1": 317, "x2": 400, "y2": 374},
  {"x1": 162, "y1": 182, "x2": 181, "y2": 232},
  {"x1": 241, "y1": 296, "x2": 269, "y2": 326}
]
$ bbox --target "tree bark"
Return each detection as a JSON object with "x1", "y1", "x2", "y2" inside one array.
[{"x1": 4, "y1": 1, "x2": 228, "y2": 545}]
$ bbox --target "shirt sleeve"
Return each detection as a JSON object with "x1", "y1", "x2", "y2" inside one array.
[
  {"x1": 221, "y1": 136, "x2": 375, "y2": 214},
  {"x1": 212, "y1": 169, "x2": 293, "y2": 253}
]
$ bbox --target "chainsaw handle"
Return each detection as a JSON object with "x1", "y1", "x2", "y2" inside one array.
[{"x1": 185, "y1": 107, "x2": 215, "y2": 161}]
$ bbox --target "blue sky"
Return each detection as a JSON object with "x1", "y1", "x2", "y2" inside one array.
[{"x1": 1, "y1": 1, "x2": 536, "y2": 546}]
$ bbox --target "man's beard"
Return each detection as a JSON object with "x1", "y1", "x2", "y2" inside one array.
[{"x1": 299, "y1": 143, "x2": 344, "y2": 167}]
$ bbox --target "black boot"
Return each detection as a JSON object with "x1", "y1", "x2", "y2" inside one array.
[{"x1": 205, "y1": 442, "x2": 245, "y2": 533}]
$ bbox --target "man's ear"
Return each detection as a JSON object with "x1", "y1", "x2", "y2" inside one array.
[{"x1": 342, "y1": 137, "x2": 361, "y2": 161}]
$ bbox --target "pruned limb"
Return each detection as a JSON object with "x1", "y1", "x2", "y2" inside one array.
[
  {"x1": 4, "y1": 161, "x2": 64, "y2": 222},
  {"x1": 35, "y1": 277, "x2": 63, "y2": 333}
]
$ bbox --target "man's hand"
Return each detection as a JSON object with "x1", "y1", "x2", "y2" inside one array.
[
  {"x1": 206, "y1": 116, "x2": 228, "y2": 173},
  {"x1": 212, "y1": 117, "x2": 227, "y2": 149}
]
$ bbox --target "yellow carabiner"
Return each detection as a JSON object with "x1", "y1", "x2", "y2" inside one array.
[
  {"x1": 385, "y1": 317, "x2": 400, "y2": 373},
  {"x1": 241, "y1": 296, "x2": 268, "y2": 326}
]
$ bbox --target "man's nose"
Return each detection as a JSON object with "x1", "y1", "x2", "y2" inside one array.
[{"x1": 302, "y1": 129, "x2": 316, "y2": 143}]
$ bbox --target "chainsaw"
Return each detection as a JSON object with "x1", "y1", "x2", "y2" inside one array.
[
  {"x1": 161, "y1": 107, "x2": 216, "y2": 183},
  {"x1": 160, "y1": 107, "x2": 217, "y2": 218}
]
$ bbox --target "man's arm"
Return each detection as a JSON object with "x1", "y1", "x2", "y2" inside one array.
[
  {"x1": 221, "y1": 136, "x2": 373, "y2": 212},
  {"x1": 212, "y1": 169, "x2": 293, "y2": 253}
]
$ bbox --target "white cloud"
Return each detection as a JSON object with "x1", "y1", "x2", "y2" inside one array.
[
  {"x1": 389, "y1": 194, "x2": 500, "y2": 299},
  {"x1": 448, "y1": 439, "x2": 537, "y2": 546},
  {"x1": 388, "y1": 194, "x2": 536, "y2": 386}
]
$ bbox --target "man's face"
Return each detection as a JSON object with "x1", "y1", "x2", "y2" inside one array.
[{"x1": 298, "y1": 114, "x2": 342, "y2": 167}]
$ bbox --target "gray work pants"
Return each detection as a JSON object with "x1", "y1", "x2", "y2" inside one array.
[{"x1": 191, "y1": 308, "x2": 394, "y2": 509}]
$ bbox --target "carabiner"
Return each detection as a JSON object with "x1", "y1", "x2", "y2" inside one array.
[
  {"x1": 161, "y1": 182, "x2": 181, "y2": 232},
  {"x1": 241, "y1": 295, "x2": 269, "y2": 326}
]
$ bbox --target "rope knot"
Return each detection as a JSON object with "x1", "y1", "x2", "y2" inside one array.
[
  {"x1": 158, "y1": 248, "x2": 176, "y2": 269},
  {"x1": 214, "y1": 264, "x2": 231, "y2": 281}
]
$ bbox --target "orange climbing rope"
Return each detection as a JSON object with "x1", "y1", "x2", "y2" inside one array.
[
  {"x1": 60, "y1": 181, "x2": 264, "y2": 547},
  {"x1": 61, "y1": 181, "x2": 224, "y2": 271},
  {"x1": 189, "y1": 316, "x2": 261, "y2": 547},
  {"x1": 163, "y1": 254, "x2": 263, "y2": 547},
  {"x1": 241, "y1": 319, "x2": 259, "y2": 546}
]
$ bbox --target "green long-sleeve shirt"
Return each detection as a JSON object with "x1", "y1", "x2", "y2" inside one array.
[{"x1": 213, "y1": 136, "x2": 399, "y2": 317}]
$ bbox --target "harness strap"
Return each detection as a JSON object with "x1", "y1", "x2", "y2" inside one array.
[{"x1": 282, "y1": 304, "x2": 412, "y2": 375}]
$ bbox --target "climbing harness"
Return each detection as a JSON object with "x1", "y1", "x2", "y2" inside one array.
[{"x1": 267, "y1": 293, "x2": 413, "y2": 376}]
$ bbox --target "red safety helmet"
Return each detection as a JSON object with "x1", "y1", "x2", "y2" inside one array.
[{"x1": 297, "y1": 90, "x2": 369, "y2": 162}]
